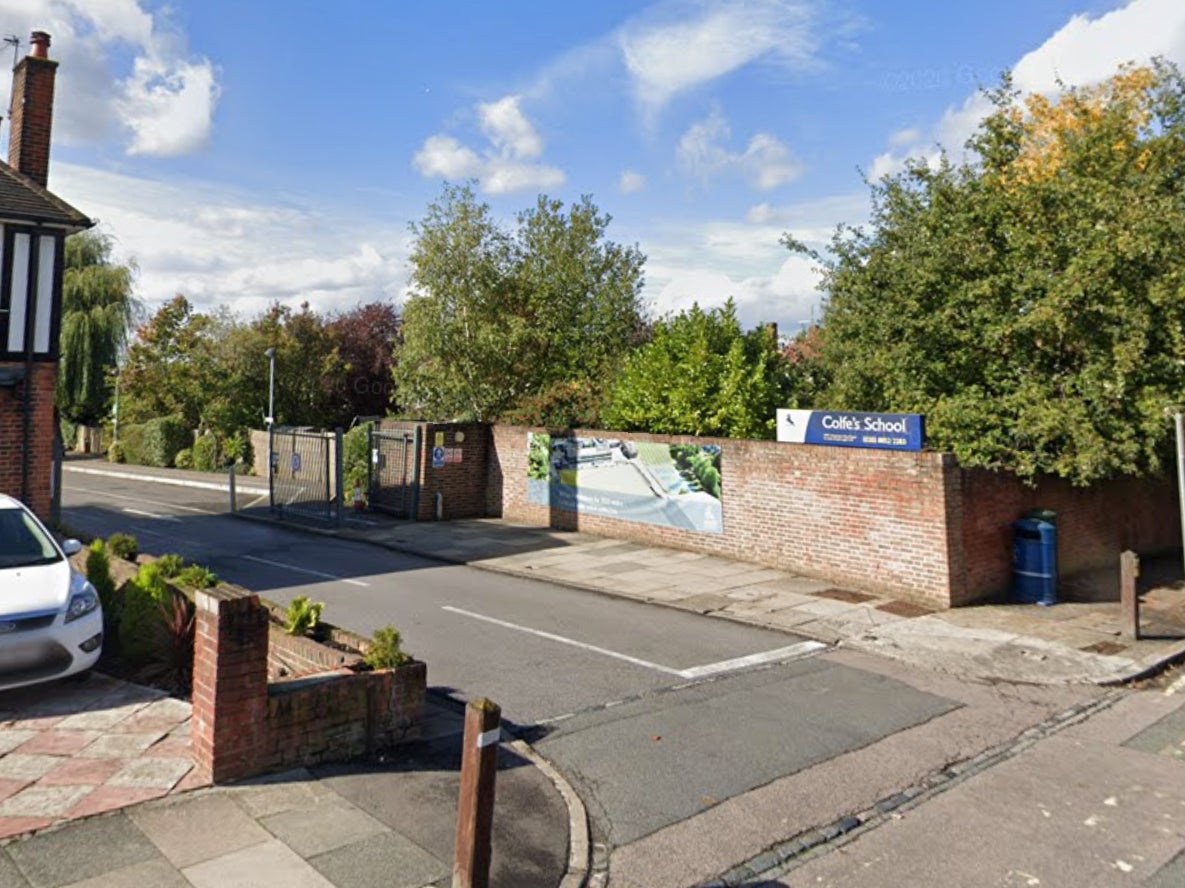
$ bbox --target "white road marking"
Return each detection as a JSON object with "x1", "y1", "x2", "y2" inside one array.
[
  {"x1": 122, "y1": 508, "x2": 181, "y2": 523},
  {"x1": 128, "y1": 527, "x2": 211, "y2": 552},
  {"x1": 242, "y1": 555, "x2": 370, "y2": 587},
  {"x1": 66, "y1": 486, "x2": 216, "y2": 515},
  {"x1": 64, "y1": 464, "x2": 267, "y2": 494},
  {"x1": 442, "y1": 606, "x2": 825, "y2": 678},
  {"x1": 245, "y1": 493, "x2": 270, "y2": 509},
  {"x1": 676, "y1": 641, "x2": 828, "y2": 679},
  {"x1": 442, "y1": 606, "x2": 683, "y2": 676}
]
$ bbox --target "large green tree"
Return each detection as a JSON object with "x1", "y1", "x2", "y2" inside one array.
[
  {"x1": 57, "y1": 231, "x2": 138, "y2": 425},
  {"x1": 799, "y1": 61, "x2": 1185, "y2": 484},
  {"x1": 602, "y1": 299, "x2": 790, "y2": 439},
  {"x1": 395, "y1": 184, "x2": 647, "y2": 422}
]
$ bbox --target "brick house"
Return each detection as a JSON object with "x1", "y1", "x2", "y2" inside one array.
[{"x1": 0, "y1": 32, "x2": 93, "y2": 519}]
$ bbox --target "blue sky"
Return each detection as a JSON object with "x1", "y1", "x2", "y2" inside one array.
[{"x1": 1, "y1": 0, "x2": 1180, "y2": 333}]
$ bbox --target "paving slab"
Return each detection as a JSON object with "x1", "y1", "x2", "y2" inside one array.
[
  {"x1": 260, "y1": 797, "x2": 388, "y2": 858},
  {"x1": 308, "y1": 832, "x2": 447, "y2": 888},
  {"x1": 182, "y1": 839, "x2": 335, "y2": 888},
  {"x1": 0, "y1": 850, "x2": 29, "y2": 887},
  {"x1": 5, "y1": 814, "x2": 160, "y2": 888},
  {"x1": 128, "y1": 793, "x2": 272, "y2": 868}
]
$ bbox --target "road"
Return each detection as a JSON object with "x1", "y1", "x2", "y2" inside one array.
[{"x1": 61, "y1": 467, "x2": 1105, "y2": 883}]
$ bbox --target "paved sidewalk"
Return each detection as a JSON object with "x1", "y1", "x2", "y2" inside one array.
[
  {"x1": 0, "y1": 698, "x2": 575, "y2": 888},
  {"x1": 244, "y1": 512, "x2": 1185, "y2": 686}
]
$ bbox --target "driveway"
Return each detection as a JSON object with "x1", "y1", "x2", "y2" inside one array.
[{"x1": 0, "y1": 674, "x2": 201, "y2": 839}]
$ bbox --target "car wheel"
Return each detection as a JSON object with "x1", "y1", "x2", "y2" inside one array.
[{"x1": 68, "y1": 669, "x2": 92, "y2": 683}]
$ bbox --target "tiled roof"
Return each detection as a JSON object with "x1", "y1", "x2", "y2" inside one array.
[{"x1": 0, "y1": 159, "x2": 91, "y2": 229}]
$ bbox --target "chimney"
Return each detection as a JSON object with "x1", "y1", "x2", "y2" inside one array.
[{"x1": 8, "y1": 30, "x2": 58, "y2": 187}]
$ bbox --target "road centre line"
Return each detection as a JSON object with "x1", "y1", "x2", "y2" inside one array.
[
  {"x1": 441, "y1": 606, "x2": 826, "y2": 679},
  {"x1": 122, "y1": 508, "x2": 181, "y2": 523},
  {"x1": 65, "y1": 486, "x2": 216, "y2": 515},
  {"x1": 241, "y1": 555, "x2": 370, "y2": 588}
]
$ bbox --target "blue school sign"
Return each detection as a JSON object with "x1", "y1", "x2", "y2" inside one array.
[{"x1": 776, "y1": 409, "x2": 924, "y2": 452}]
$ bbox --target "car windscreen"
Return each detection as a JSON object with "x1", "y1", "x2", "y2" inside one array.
[{"x1": 0, "y1": 509, "x2": 62, "y2": 569}]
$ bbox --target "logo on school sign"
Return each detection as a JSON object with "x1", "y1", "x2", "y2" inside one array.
[{"x1": 776, "y1": 409, "x2": 924, "y2": 452}]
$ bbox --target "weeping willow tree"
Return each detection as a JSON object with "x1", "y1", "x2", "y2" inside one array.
[{"x1": 57, "y1": 231, "x2": 138, "y2": 425}]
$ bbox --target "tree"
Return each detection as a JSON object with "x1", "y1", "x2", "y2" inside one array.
[
  {"x1": 395, "y1": 183, "x2": 647, "y2": 422},
  {"x1": 57, "y1": 231, "x2": 138, "y2": 425},
  {"x1": 602, "y1": 299, "x2": 790, "y2": 439},
  {"x1": 326, "y1": 302, "x2": 401, "y2": 425},
  {"x1": 799, "y1": 61, "x2": 1185, "y2": 484}
]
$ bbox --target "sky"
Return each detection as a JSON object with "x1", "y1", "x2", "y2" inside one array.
[{"x1": 1, "y1": 0, "x2": 1182, "y2": 334}]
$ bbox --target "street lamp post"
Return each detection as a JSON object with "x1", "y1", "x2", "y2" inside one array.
[{"x1": 265, "y1": 347, "x2": 276, "y2": 509}]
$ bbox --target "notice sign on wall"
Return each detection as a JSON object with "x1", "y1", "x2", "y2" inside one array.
[{"x1": 776, "y1": 409, "x2": 924, "y2": 452}]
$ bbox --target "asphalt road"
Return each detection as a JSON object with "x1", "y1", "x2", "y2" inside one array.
[{"x1": 60, "y1": 468, "x2": 959, "y2": 855}]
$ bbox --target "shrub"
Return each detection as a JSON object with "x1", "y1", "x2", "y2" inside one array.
[
  {"x1": 155, "y1": 554, "x2": 185, "y2": 578},
  {"x1": 142, "y1": 589, "x2": 196, "y2": 694},
  {"x1": 174, "y1": 448, "x2": 194, "y2": 470},
  {"x1": 140, "y1": 416, "x2": 192, "y2": 467},
  {"x1": 107, "y1": 532, "x2": 139, "y2": 562},
  {"x1": 107, "y1": 441, "x2": 125, "y2": 464},
  {"x1": 284, "y1": 596, "x2": 324, "y2": 637},
  {"x1": 120, "y1": 563, "x2": 171, "y2": 663},
  {"x1": 223, "y1": 432, "x2": 252, "y2": 467},
  {"x1": 192, "y1": 432, "x2": 219, "y2": 472},
  {"x1": 176, "y1": 564, "x2": 217, "y2": 589},
  {"x1": 85, "y1": 541, "x2": 121, "y2": 655},
  {"x1": 343, "y1": 423, "x2": 372, "y2": 493},
  {"x1": 364, "y1": 626, "x2": 408, "y2": 669},
  {"x1": 117, "y1": 423, "x2": 146, "y2": 464}
]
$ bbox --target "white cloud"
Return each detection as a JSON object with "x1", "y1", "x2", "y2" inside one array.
[
  {"x1": 677, "y1": 109, "x2": 802, "y2": 190},
  {"x1": 413, "y1": 93, "x2": 565, "y2": 195},
  {"x1": 870, "y1": 0, "x2": 1185, "y2": 175},
  {"x1": 618, "y1": 170, "x2": 646, "y2": 193},
  {"x1": 619, "y1": 0, "x2": 818, "y2": 115},
  {"x1": 0, "y1": 0, "x2": 220, "y2": 157},
  {"x1": 53, "y1": 163, "x2": 410, "y2": 318},
  {"x1": 888, "y1": 127, "x2": 921, "y2": 147}
]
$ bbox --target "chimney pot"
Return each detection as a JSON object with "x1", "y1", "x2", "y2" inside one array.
[{"x1": 29, "y1": 31, "x2": 50, "y2": 60}]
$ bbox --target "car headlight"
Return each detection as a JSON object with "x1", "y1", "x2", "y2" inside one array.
[{"x1": 65, "y1": 582, "x2": 99, "y2": 623}]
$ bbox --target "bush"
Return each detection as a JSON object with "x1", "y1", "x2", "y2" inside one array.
[
  {"x1": 120, "y1": 563, "x2": 171, "y2": 663},
  {"x1": 140, "y1": 416, "x2": 192, "y2": 467},
  {"x1": 343, "y1": 423, "x2": 371, "y2": 492},
  {"x1": 85, "y1": 541, "x2": 121, "y2": 655},
  {"x1": 155, "y1": 554, "x2": 185, "y2": 578},
  {"x1": 174, "y1": 448, "x2": 193, "y2": 470},
  {"x1": 364, "y1": 626, "x2": 409, "y2": 670},
  {"x1": 107, "y1": 441, "x2": 125, "y2": 464},
  {"x1": 192, "y1": 432, "x2": 219, "y2": 472},
  {"x1": 223, "y1": 432, "x2": 252, "y2": 468},
  {"x1": 284, "y1": 596, "x2": 324, "y2": 637},
  {"x1": 176, "y1": 564, "x2": 217, "y2": 589},
  {"x1": 117, "y1": 423, "x2": 146, "y2": 464},
  {"x1": 107, "y1": 532, "x2": 139, "y2": 562}
]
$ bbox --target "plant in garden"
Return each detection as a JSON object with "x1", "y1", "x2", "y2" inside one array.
[
  {"x1": 120, "y1": 563, "x2": 171, "y2": 663},
  {"x1": 155, "y1": 554, "x2": 185, "y2": 579},
  {"x1": 284, "y1": 596, "x2": 324, "y2": 637},
  {"x1": 142, "y1": 589, "x2": 196, "y2": 694},
  {"x1": 192, "y1": 432, "x2": 219, "y2": 472},
  {"x1": 106, "y1": 532, "x2": 139, "y2": 561},
  {"x1": 364, "y1": 626, "x2": 409, "y2": 669},
  {"x1": 175, "y1": 564, "x2": 217, "y2": 589},
  {"x1": 85, "y1": 540, "x2": 121, "y2": 654}
]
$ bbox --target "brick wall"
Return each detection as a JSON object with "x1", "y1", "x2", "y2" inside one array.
[
  {"x1": 0, "y1": 363, "x2": 57, "y2": 519},
  {"x1": 8, "y1": 52, "x2": 57, "y2": 187},
  {"x1": 952, "y1": 469, "x2": 1180, "y2": 604},
  {"x1": 192, "y1": 585, "x2": 426, "y2": 783},
  {"x1": 379, "y1": 420, "x2": 490, "y2": 520},
  {"x1": 489, "y1": 424, "x2": 957, "y2": 606}
]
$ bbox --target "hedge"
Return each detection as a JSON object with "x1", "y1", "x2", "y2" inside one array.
[{"x1": 120, "y1": 416, "x2": 192, "y2": 467}]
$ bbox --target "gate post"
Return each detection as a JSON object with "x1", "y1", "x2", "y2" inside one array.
[
  {"x1": 334, "y1": 427, "x2": 344, "y2": 527},
  {"x1": 410, "y1": 426, "x2": 422, "y2": 522}
]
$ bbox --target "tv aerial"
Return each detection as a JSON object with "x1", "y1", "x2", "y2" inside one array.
[{"x1": 3, "y1": 35, "x2": 19, "y2": 70}]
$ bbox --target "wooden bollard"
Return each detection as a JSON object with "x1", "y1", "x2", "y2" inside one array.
[
  {"x1": 1120, "y1": 550, "x2": 1140, "y2": 641},
  {"x1": 453, "y1": 698, "x2": 501, "y2": 888}
]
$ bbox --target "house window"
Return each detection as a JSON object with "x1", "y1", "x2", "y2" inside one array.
[{"x1": 0, "y1": 225, "x2": 61, "y2": 362}]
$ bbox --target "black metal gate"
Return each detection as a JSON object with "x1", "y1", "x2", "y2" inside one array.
[
  {"x1": 270, "y1": 427, "x2": 335, "y2": 522},
  {"x1": 368, "y1": 427, "x2": 421, "y2": 518}
]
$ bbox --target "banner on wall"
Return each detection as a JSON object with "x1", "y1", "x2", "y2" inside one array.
[
  {"x1": 526, "y1": 433, "x2": 724, "y2": 534},
  {"x1": 776, "y1": 409, "x2": 924, "y2": 452}
]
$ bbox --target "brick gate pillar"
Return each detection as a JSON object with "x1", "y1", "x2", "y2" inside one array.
[{"x1": 191, "y1": 587, "x2": 269, "y2": 783}]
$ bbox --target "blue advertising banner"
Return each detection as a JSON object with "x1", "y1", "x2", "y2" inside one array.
[{"x1": 776, "y1": 409, "x2": 924, "y2": 452}]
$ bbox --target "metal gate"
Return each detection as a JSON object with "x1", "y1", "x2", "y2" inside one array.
[
  {"x1": 270, "y1": 427, "x2": 334, "y2": 522},
  {"x1": 368, "y1": 426, "x2": 421, "y2": 518}
]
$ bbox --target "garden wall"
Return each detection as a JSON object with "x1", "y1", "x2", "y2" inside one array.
[{"x1": 485, "y1": 424, "x2": 1179, "y2": 609}]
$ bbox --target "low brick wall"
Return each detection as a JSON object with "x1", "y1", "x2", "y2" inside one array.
[{"x1": 192, "y1": 587, "x2": 425, "y2": 783}]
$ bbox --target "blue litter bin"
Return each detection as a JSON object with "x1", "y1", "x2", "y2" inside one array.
[{"x1": 1012, "y1": 518, "x2": 1057, "y2": 606}]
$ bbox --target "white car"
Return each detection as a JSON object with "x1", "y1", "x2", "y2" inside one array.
[{"x1": 0, "y1": 494, "x2": 102, "y2": 690}]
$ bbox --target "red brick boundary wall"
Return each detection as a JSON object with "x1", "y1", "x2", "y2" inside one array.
[
  {"x1": 379, "y1": 420, "x2": 490, "y2": 521},
  {"x1": 486, "y1": 424, "x2": 1179, "y2": 609},
  {"x1": 192, "y1": 586, "x2": 425, "y2": 784}
]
